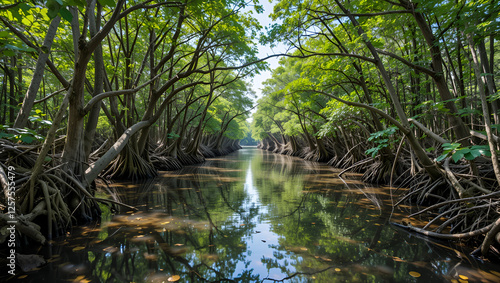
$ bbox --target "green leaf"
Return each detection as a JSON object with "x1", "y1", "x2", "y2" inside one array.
[
  {"x1": 436, "y1": 154, "x2": 447, "y2": 162},
  {"x1": 2, "y1": 50, "x2": 15, "y2": 56},
  {"x1": 452, "y1": 151, "x2": 463, "y2": 162},
  {"x1": 59, "y1": 8, "x2": 73, "y2": 22},
  {"x1": 464, "y1": 152, "x2": 474, "y2": 160},
  {"x1": 20, "y1": 134, "x2": 35, "y2": 144},
  {"x1": 0, "y1": 132, "x2": 14, "y2": 139},
  {"x1": 98, "y1": 0, "x2": 116, "y2": 8},
  {"x1": 0, "y1": 31, "x2": 11, "y2": 38},
  {"x1": 19, "y1": 3, "x2": 32, "y2": 13},
  {"x1": 65, "y1": 0, "x2": 86, "y2": 8},
  {"x1": 365, "y1": 147, "x2": 379, "y2": 158}
]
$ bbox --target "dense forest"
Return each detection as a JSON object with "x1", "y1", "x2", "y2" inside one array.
[
  {"x1": 0, "y1": 0, "x2": 264, "y2": 244},
  {"x1": 251, "y1": 0, "x2": 500, "y2": 257},
  {"x1": 1, "y1": 0, "x2": 500, "y2": 262}
]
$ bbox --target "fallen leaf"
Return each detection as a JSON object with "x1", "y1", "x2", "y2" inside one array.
[
  {"x1": 168, "y1": 275, "x2": 180, "y2": 282},
  {"x1": 72, "y1": 246, "x2": 85, "y2": 252},
  {"x1": 409, "y1": 271, "x2": 421, "y2": 278}
]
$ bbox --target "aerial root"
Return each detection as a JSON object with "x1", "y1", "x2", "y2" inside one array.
[
  {"x1": 104, "y1": 144, "x2": 157, "y2": 180},
  {"x1": 199, "y1": 143, "x2": 216, "y2": 158},
  {"x1": 394, "y1": 164, "x2": 500, "y2": 258},
  {"x1": 150, "y1": 154, "x2": 183, "y2": 170},
  {"x1": 0, "y1": 137, "x2": 136, "y2": 244},
  {"x1": 177, "y1": 150, "x2": 205, "y2": 165},
  {"x1": 362, "y1": 158, "x2": 395, "y2": 184}
]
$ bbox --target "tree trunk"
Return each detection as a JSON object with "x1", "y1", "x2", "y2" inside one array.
[
  {"x1": 14, "y1": 15, "x2": 61, "y2": 129},
  {"x1": 63, "y1": 0, "x2": 125, "y2": 179},
  {"x1": 85, "y1": 121, "x2": 150, "y2": 184},
  {"x1": 335, "y1": 0, "x2": 441, "y2": 179},
  {"x1": 477, "y1": 39, "x2": 499, "y2": 125},
  {"x1": 466, "y1": 33, "x2": 500, "y2": 185},
  {"x1": 405, "y1": 2, "x2": 470, "y2": 144},
  {"x1": 84, "y1": 2, "x2": 104, "y2": 159}
]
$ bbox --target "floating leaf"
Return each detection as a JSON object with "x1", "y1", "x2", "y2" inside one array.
[
  {"x1": 335, "y1": 268, "x2": 341, "y2": 272},
  {"x1": 458, "y1": 275, "x2": 469, "y2": 280},
  {"x1": 72, "y1": 246, "x2": 85, "y2": 252},
  {"x1": 168, "y1": 275, "x2": 180, "y2": 282},
  {"x1": 74, "y1": 275, "x2": 85, "y2": 281},
  {"x1": 409, "y1": 271, "x2": 421, "y2": 278}
]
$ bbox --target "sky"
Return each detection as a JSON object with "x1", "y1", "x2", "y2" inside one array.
[{"x1": 243, "y1": 0, "x2": 287, "y2": 116}]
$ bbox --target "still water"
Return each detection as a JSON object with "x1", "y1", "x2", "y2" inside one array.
[{"x1": 14, "y1": 147, "x2": 500, "y2": 282}]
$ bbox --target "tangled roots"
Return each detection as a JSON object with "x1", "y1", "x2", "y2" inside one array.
[
  {"x1": 103, "y1": 144, "x2": 157, "y2": 180},
  {"x1": 150, "y1": 155, "x2": 183, "y2": 171}
]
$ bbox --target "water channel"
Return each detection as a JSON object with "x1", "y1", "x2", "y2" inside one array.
[{"x1": 14, "y1": 147, "x2": 500, "y2": 282}]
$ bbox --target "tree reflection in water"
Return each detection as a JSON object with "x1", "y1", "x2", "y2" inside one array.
[{"x1": 15, "y1": 148, "x2": 500, "y2": 282}]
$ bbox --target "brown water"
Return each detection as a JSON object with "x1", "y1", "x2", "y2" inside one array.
[{"x1": 11, "y1": 147, "x2": 500, "y2": 282}]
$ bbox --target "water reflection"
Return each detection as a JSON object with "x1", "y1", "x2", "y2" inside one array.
[{"x1": 14, "y1": 147, "x2": 500, "y2": 282}]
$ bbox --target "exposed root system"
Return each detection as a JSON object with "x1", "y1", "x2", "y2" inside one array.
[
  {"x1": 258, "y1": 133, "x2": 500, "y2": 259},
  {"x1": 0, "y1": 139, "x2": 135, "y2": 245},
  {"x1": 393, "y1": 159, "x2": 500, "y2": 258},
  {"x1": 103, "y1": 144, "x2": 157, "y2": 180}
]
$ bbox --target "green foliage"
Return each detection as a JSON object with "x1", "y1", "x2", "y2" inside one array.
[
  {"x1": 96, "y1": 116, "x2": 112, "y2": 137},
  {"x1": 29, "y1": 109, "x2": 52, "y2": 127},
  {"x1": 0, "y1": 27, "x2": 36, "y2": 56},
  {"x1": 167, "y1": 132, "x2": 180, "y2": 139},
  {"x1": 0, "y1": 109, "x2": 50, "y2": 143},
  {"x1": 0, "y1": 125, "x2": 44, "y2": 144},
  {"x1": 436, "y1": 143, "x2": 491, "y2": 163},
  {"x1": 364, "y1": 126, "x2": 398, "y2": 158},
  {"x1": 239, "y1": 131, "x2": 257, "y2": 145}
]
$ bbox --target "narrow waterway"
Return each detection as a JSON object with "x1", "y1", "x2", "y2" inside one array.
[{"x1": 15, "y1": 147, "x2": 500, "y2": 282}]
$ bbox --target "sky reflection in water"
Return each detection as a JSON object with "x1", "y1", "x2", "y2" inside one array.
[{"x1": 13, "y1": 147, "x2": 500, "y2": 282}]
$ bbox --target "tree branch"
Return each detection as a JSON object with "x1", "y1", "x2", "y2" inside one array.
[{"x1": 376, "y1": 48, "x2": 436, "y2": 76}]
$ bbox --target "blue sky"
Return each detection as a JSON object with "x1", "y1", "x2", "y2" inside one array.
[{"x1": 246, "y1": 0, "x2": 286, "y2": 102}]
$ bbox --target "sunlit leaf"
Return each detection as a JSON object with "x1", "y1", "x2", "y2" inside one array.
[
  {"x1": 168, "y1": 275, "x2": 180, "y2": 282},
  {"x1": 409, "y1": 271, "x2": 421, "y2": 277}
]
